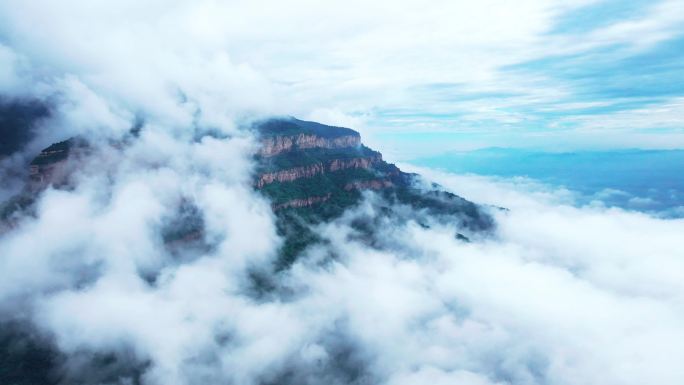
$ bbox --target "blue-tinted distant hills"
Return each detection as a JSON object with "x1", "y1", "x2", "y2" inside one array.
[{"x1": 411, "y1": 148, "x2": 684, "y2": 216}]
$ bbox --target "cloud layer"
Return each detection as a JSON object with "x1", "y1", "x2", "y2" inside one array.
[
  {"x1": 5, "y1": 155, "x2": 684, "y2": 384},
  {"x1": 2, "y1": 0, "x2": 683, "y2": 158},
  {"x1": 1, "y1": 2, "x2": 683, "y2": 385}
]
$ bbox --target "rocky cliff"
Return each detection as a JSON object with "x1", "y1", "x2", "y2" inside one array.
[
  {"x1": 256, "y1": 118, "x2": 361, "y2": 156},
  {"x1": 249, "y1": 118, "x2": 493, "y2": 267},
  {"x1": 255, "y1": 154, "x2": 383, "y2": 188},
  {"x1": 252, "y1": 118, "x2": 405, "y2": 211},
  {"x1": 4, "y1": 117, "x2": 493, "y2": 268},
  {"x1": 28, "y1": 138, "x2": 87, "y2": 188},
  {"x1": 258, "y1": 133, "x2": 360, "y2": 157}
]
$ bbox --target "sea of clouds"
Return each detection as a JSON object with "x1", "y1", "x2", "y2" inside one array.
[{"x1": 1, "y1": 1, "x2": 684, "y2": 385}]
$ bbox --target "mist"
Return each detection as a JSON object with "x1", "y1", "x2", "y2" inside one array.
[{"x1": 1, "y1": 2, "x2": 684, "y2": 385}]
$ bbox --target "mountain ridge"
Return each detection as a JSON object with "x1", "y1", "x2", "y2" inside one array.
[
  {"x1": 4, "y1": 117, "x2": 494, "y2": 268},
  {"x1": 0, "y1": 116, "x2": 494, "y2": 385}
]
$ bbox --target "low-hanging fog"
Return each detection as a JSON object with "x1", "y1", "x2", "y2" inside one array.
[{"x1": 1, "y1": 2, "x2": 683, "y2": 385}]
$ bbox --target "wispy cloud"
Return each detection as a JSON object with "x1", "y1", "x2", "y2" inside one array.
[
  {"x1": 1, "y1": 2, "x2": 683, "y2": 384},
  {"x1": 5, "y1": 153, "x2": 684, "y2": 384},
  {"x1": 4, "y1": 0, "x2": 682, "y2": 157}
]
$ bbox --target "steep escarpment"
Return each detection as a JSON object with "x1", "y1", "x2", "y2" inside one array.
[
  {"x1": 0, "y1": 117, "x2": 494, "y2": 384},
  {"x1": 259, "y1": 134, "x2": 360, "y2": 157},
  {"x1": 253, "y1": 118, "x2": 399, "y2": 211},
  {"x1": 1, "y1": 138, "x2": 87, "y2": 228},
  {"x1": 257, "y1": 118, "x2": 360, "y2": 157},
  {"x1": 3, "y1": 117, "x2": 493, "y2": 268},
  {"x1": 28, "y1": 137, "x2": 88, "y2": 187},
  {"x1": 251, "y1": 118, "x2": 493, "y2": 268},
  {"x1": 255, "y1": 152, "x2": 383, "y2": 188},
  {"x1": 273, "y1": 194, "x2": 332, "y2": 210},
  {"x1": 255, "y1": 163, "x2": 326, "y2": 188}
]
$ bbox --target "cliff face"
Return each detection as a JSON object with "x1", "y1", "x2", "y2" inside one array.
[
  {"x1": 253, "y1": 118, "x2": 401, "y2": 211},
  {"x1": 255, "y1": 155, "x2": 383, "y2": 188},
  {"x1": 256, "y1": 117, "x2": 361, "y2": 157},
  {"x1": 251, "y1": 118, "x2": 494, "y2": 267},
  {"x1": 258, "y1": 134, "x2": 360, "y2": 157},
  {"x1": 328, "y1": 155, "x2": 381, "y2": 171},
  {"x1": 28, "y1": 138, "x2": 87, "y2": 189},
  {"x1": 256, "y1": 163, "x2": 326, "y2": 188},
  {"x1": 273, "y1": 194, "x2": 332, "y2": 210},
  {"x1": 343, "y1": 178, "x2": 394, "y2": 191},
  {"x1": 0, "y1": 116, "x2": 493, "y2": 384},
  {"x1": 10, "y1": 117, "x2": 492, "y2": 268}
]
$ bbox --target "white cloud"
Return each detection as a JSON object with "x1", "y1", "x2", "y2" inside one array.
[
  {"x1": 0, "y1": 2, "x2": 595, "y2": 130},
  {"x1": 1, "y1": 2, "x2": 683, "y2": 384},
  {"x1": 0, "y1": 43, "x2": 21, "y2": 92},
  {"x1": 566, "y1": 97, "x2": 684, "y2": 132},
  {"x1": 3, "y1": 130, "x2": 684, "y2": 384},
  {"x1": 282, "y1": 168, "x2": 684, "y2": 385},
  {"x1": 2, "y1": 0, "x2": 682, "y2": 155}
]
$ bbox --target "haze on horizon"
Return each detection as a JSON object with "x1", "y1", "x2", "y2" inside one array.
[
  {"x1": 1, "y1": 2, "x2": 683, "y2": 385},
  {"x1": 2, "y1": 0, "x2": 683, "y2": 159}
]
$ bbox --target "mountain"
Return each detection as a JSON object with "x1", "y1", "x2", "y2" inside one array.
[
  {"x1": 250, "y1": 118, "x2": 492, "y2": 268},
  {"x1": 4, "y1": 117, "x2": 493, "y2": 269},
  {"x1": 0, "y1": 117, "x2": 493, "y2": 385},
  {"x1": 412, "y1": 147, "x2": 684, "y2": 216}
]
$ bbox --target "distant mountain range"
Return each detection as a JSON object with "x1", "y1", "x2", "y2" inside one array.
[{"x1": 412, "y1": 147, "x2": 684, "y2": 216}]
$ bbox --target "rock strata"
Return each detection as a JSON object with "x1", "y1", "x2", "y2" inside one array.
[
  {"x1": 273, "y1": 194, "x2": 332, "y2": 210},
  {"x1": 255, "y1": 155, "x2": 383, "y2": 188},
  {"x1": 259, "y1": 134, "x2": 360, "y2": 157},
  {"x1": 256, "y1": 163, "x2": 326, "y2": 188},
  {"x1": 344, "y1": 179, "x2": 394, "y2": 191}
]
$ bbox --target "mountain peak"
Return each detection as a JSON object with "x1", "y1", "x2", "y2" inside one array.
[
  {"x1": 256, "y1": 117, "x2": 360, "y2": 139},
  {"x1": 249, "y1": 118, "x2": 493, "y2": 267},
  {"x1": 6, "y1": 118, "x2": 493, "y2": 269}
]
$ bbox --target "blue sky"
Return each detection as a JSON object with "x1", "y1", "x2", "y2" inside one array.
[
  {"x1": 1, "y1": 0, "x2": 683, "y2": 159},
  {"x1": 411, "y1": 147, "x2": 684, "y2": 216},
  {"x1": 2, "y1": 4, "x2": 684, "y2": 385},
  {"x1": 345, "y1": 0, "x2": 684, "y2": 158}
]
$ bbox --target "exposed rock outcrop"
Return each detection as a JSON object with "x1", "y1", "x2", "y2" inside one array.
[
  {"x1": 256, "y1": 163, "x2": 326, "y2": 188},
  {"x1": 7, "y1": 116, "x2": 493, "y2": 274},
  {"x1": 255, "y1": 155, "x2": 383, "y2": 188},
  {"x1": 273, "y1": 194, "x2": 331, "y2": 210},
  {"x1": 259, "y1": 134, "x2": 360, "y2": 157},
  {"x1": 328, "y1": 155, "x2": 381, "y2": 172},
  {"x1": 29, "y1": 138, "x2": 87, "y2": 188},
  {"x1": 344, "y1": 179, "x2": 394, "y2": 191}
]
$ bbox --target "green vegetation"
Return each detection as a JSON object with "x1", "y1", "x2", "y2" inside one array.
[
  {"x1": 250, "y1": 119, "x2": 494, "y2": 267},
  {"x1": 29, "y1": 139, "x2": 73, "y2": 166},
  {"x1": 10, "y1": 118, "x2": 492, "y2": 273},
  {"x1": 385, "y1": 187, "x2": 493, "y2": 230},
  {"x1": 254, "y1": 117, "x2": 360, "y2": 139},
  {"x1": 272, "y1": 190, "x2": 364, "y2": 269},
  {"x1": 260, "y1": 168, "x2": 381, "y2": 205},
  {"x1": 273, "y1": 210, "x2": 324, "y2": 270},
  {"x1": 256, "y1": 145, "x2": 379, "y2": 172}
]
